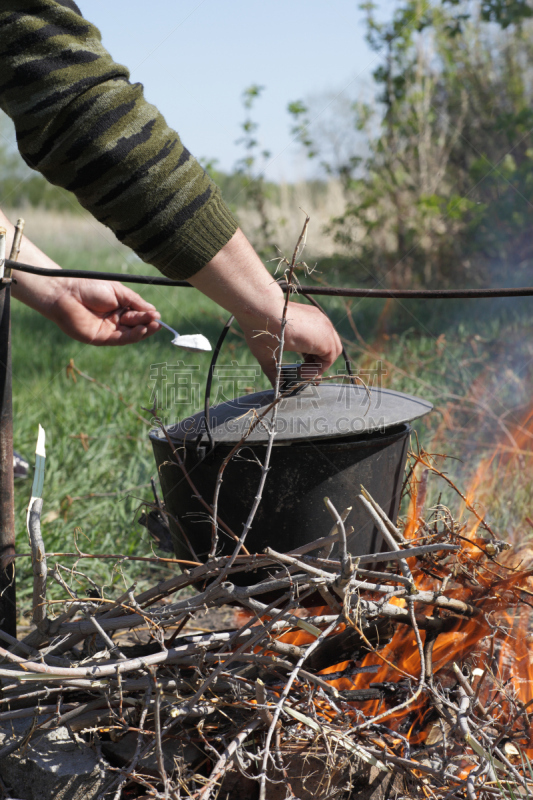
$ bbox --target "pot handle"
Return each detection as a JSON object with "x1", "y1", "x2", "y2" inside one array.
[
  {"x1": 279, "y1": 363, "x2": 308, "y2": 393},
  {"x1": 195, "y1": 313, "x2": 234, "y2": 456}
]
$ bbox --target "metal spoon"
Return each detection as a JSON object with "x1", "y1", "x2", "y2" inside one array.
[{"x1": 157, "y1": 320, "x2": 212, "y2": 353}]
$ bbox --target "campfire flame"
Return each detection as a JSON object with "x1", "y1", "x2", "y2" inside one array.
[
  {"x1": 228, "y1": 413, "x2": 533, "y2": 798},
  {"x1": 249, "y1": 439, "x2": 533, "y2": 770}
]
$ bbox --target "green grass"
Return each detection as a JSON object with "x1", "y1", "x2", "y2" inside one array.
[
  {"x1": 10, "y1": 210, "x2": 533, "y2": 610},
  {"x1": 11, "y1": 222, "x2": 271, "y2": 606}
]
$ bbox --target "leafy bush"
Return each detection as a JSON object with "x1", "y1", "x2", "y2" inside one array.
[{"x1": 289, "y1": 0, "x2": 533, "y2": 288}]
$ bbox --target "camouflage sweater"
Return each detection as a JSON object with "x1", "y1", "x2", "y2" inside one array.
[{"x1": 0, "y1": 0, "x2": 238, "y2": 280}]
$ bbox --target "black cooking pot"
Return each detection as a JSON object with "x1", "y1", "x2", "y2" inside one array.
[{"x1": 150, "y1": 383, "x2": 432, "y2": 583}]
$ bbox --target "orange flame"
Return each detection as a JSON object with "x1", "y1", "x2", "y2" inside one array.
[
  {"x1": 232, "y1": 408, "x2": 533, "y2": 767},
  {"x1": 462, "y1": 397, "x2": 533, "y2": 533}
]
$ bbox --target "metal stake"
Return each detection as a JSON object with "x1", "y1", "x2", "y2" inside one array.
[
  {"x1": 0, "y1": 220, "x2": 25, "y2": 639},
  {"x1": 0, "y1": 226, "x2": 16, "y2": 637}
]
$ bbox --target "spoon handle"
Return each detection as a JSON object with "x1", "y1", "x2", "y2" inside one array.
[{"x1": 158, "y1": 319, "x2": 180, "y2": 337}]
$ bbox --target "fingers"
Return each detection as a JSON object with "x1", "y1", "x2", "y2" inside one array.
[
  {"x1": 249, "y1": 344, "x2": 280, "y2": 385},
  {"x1": 239, "y1": 302, "x2": 342, "y2": 385},
  {"x1": 282, "y1": 303, "x2": 342, "y2": 374},
  {"x1": 110, "y1": 283, "x2": 160, "y2": 328},
  {"x1": 300, "y1": 354, "x2": 326, "y2": 381},
  {"x1": 48, "y1": 277, "x2": 163, "y2": 346},
  {"x1": 119, "y1": 308, "x2": 160, "y2": 327},
  {"x1": 103, "y1": 295, "x2": 160, "y2": 345},
  {"x1": 116, "y1": 318, "x2": 161, "y2": 342},
  {"x1": 94, "y1": 319, "x2": 161, "y2": 346},
  {"x1": 110, "y1": 282, "x2": 159, "y2": 314}
]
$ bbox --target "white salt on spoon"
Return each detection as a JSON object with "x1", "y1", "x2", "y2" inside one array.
[{"x1": 157, "y1": 320, "x2": 212, "y2": 353}]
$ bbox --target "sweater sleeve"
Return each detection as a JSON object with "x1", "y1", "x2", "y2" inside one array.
[{"x1": 0, "y1": 1, "x2": 238, "y2": 280}]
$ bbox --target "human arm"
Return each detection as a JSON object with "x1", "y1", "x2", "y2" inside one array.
[
  {"x1": 2, "y1": 211, "x2": 160, "y2": 346},
  {"x1": 0, "y1": 2, "x2": 341, "y2": 372},
  {"x1": 6, "y1": 217, "x2": 342, "y2": 369},
  {"x1": 0, "y1": 1, "x2": 237, "y2": 281},
  {"x1": 189, "y1": 229, "x2": 342, "y2": 383}
]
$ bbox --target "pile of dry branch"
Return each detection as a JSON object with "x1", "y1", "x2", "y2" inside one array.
[
  {"x1": 0, "y1": 481, "x2": 532, "y2": 800},
  {"x1": 2, "y1": 219, "x2": 532, "y2": 800}
]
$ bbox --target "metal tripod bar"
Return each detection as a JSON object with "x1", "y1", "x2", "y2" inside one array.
[
  {"x1": 0, "y1": 229, "x2": 16, "y2": 638},
  {"x1": 7, "y1": 260, "x2": 533, "y2": 299}
]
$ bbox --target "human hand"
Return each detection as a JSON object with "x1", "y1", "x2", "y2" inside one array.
[
  {"x1": 3, "y1": 210, "x2": 160, "y2": 346},
  {"x1": 188, "y1": 229, "x2": 342, "y2": 384},
  {"x1": 48, "y1": 277, "x2": 161, "y2": 345},
  {"x1": 237, "y1": 300, "x2": 342, "y2": 384}
]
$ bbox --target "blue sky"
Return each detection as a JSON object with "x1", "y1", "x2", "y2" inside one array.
[{"x1": 86, "y1": 0, "x2": 382, "y2": 180}]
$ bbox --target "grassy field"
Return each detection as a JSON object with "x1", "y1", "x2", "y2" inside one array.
[{"x1": 9, "y1": 208, "x2": 533, "y2": 609}]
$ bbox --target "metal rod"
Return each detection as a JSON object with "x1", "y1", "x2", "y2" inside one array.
[
  {"x1": 9, "y1": 261, "x2": 190, "y2": 287},
  {"x1": 8, "y1": 260, "x2": 533, "y2": 299},
  {"x1": 0, "y1": 228, "x2": 16, "y2": 638},
  {"x1": 280, "y1": 284, "x2": 533, "y2": 299}
]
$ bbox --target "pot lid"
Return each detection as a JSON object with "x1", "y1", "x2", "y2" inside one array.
[{"x1": 150, "y1": 384, "x2": 433, "y2": 446}]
